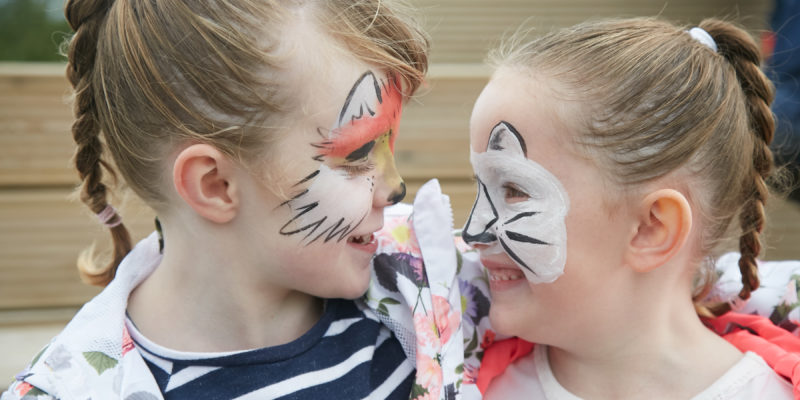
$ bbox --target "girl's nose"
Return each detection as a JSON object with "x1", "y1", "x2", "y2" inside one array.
[
  {"x1": 372, "y1": 133, "x2": 406, "y2": 207},
  {"x1": 461, "y1": 219, "x2": 497, "y2": 246},
  {"x1": 387, "y1": 182, "x2": 406, "y2": 205},
  {"x1": 461, "y1": 180, "x2": 499, "y2": 245}
]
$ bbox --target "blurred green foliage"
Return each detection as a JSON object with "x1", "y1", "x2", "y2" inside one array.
[{"x1": 0, "y1": 0, "x2": 71, "y2": 61}]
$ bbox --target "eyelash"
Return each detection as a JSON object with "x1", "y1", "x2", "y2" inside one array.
[
  {"x1": 503, "y1": 184, "x2": 529, "y2": 200},
  {"x1": 340, "y1": 161, "x2": 376, "y2": 175}
]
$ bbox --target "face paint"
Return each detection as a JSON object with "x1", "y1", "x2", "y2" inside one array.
[
  {"x1": 315, "y1": 71, "x2": 402, "y2": 159},
  {"x1": 462, "y1": 121, "x2": 570, "y2": 284},
  {"x1": 280, "y1": 71, "x2": 405, "y2": 245}
]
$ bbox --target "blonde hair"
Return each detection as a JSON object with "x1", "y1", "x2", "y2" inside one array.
[
  {"x1": 491, "y1": 17, "x2": 774, "y2": 317},
  {"x1": 64, "y1": 0, "x2": 429, "y2": 286}
]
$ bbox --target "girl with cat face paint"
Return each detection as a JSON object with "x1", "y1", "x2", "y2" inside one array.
[
  {"x1": 456, "y1": 17, "x2": 795, "y2": 400},
  {"x1": 3, "y1": 1, "x2": 431, "y2": 399}
]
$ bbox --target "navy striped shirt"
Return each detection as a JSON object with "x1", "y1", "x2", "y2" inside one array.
[{"x1": 126, "y1": 299, "x2": 415, "y2": 399}]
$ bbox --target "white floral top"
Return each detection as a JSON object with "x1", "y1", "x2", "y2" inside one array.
[{"x1": 365, "y1": 179, "x2": 496, "y2": 399}]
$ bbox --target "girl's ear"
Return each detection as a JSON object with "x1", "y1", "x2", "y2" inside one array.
[
  {"x1": 172, "y1": 144, "x2": 239, "y2": 223},
  {"x1": 625, "y1": 189, "x2": 692, "y2": 273}
]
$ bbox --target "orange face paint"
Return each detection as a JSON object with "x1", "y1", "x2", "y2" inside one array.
[{"x1": 315, "y1": 73, "x2": 403, "y2": 160}]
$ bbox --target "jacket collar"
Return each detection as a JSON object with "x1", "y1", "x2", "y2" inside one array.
[{"x1": 23, "y1": 232, "x2": 164, "y2": 399}]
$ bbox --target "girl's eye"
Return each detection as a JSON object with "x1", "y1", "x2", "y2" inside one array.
[
  {"x1": 503, "y1": 184, "x2": 529, "y2": 203},
  {"x1": 345, "y1": 141, "x2": 376, "y2": 162},
  {"x1": 340, "y1": 161, "x2": 376, "y2": 175}
]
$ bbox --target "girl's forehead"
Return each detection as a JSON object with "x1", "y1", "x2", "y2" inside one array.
[
  {"x1": 278, "y1": 10, "x2": 380, "y2": 122},
  {"x1": 470, "y1": 70, "x2": 566, "y2": 152},
  {"x1": 281, "y1": 57, "x2": 386, "y2": 143},
  {"x1": 469, "y1": 70, "x2": 589, "y2": 189}
]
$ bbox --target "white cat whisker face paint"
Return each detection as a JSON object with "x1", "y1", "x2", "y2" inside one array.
[{"x1": 463, "y1": 121, "x2": 570, "y2": 284}]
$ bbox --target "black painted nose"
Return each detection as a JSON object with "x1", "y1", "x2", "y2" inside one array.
[
  {"x1": 461, "y1": 228, "x2": 497, "y2": 245},
  {"x1": 388, "y1": 182, "x2": 406, "y2": 205}
]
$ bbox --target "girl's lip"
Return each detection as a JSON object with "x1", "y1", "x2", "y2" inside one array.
[
  {"x1": 347, "y1": 233, "x2": 378, "y2": 253},
  {"x1": 481, "y1": 258, "x2": 527, "y2": 291},
  {"x1": 481, "y1": 258, "x2": 523, "y2": 273}
]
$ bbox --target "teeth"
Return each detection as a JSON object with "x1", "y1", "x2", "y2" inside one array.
[
  {"x1": 489, "y1": 271, "x2": 524, "y2": 281},
  {"x1": 348, "y1": 234, "x2": 373, "y2": 244}
]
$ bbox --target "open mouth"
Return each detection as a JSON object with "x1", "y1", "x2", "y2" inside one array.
[
  {"x1": 348, "y1": 233, "x2": 374, "y2": 245},
  {"x1": 488, "y1": 270, "x2": 525, "y2": 281}
]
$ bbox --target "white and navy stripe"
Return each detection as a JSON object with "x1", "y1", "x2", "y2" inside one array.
[{"x1": 127, "y1": 299, "x2": 414, "y2": 399}]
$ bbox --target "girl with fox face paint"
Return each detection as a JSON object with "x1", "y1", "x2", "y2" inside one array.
[
  {"x1": 279, "y1": 71, "x2": 406, "y2": 248},
  {"x1": 3, "y1": 2, "x2": 430, "y2": 399}
]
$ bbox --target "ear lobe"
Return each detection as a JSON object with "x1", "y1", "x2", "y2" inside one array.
[
  {"x1": 173, "y1": 144, "x2": 239, "y2": 224},
  {"x1": 626, "y1": 189, "x2": 692, "y2": 273}
]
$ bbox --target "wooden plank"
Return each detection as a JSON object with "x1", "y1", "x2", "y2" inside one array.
[
  {"x1": 413, "y1": 0, "x2": 771, "y2": 64},
  {"x1": 764, "y1": 197, "x2": 800, "y2": 261},
  {"x1": 397, "y1": 74, "x2": 487, "y2": 180},
  {"x1": 0, "y1": 68, "x2": 76, "y2": 186},
  {"x1": 0, "y1": 189, "x2": 155, "y2": 309},
  {"x1": 0, "y1": 65, "x2": 486, "y2": 186}
]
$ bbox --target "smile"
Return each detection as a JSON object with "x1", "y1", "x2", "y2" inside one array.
[
  {"x1": 348, "y1": 233, "x2": 374, "y2": 244},
  {"x1": 488, "y1": 269, "x2": 525, "y2": 281}
]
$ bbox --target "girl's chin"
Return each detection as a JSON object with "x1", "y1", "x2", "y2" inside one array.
[{"x1": 488, "y1": 302, "x2": 531, "y2": 338}]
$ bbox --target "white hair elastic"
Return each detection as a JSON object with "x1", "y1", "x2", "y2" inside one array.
[{"x1": 687, "y1": 27, "x2": 718, "y2": 52}]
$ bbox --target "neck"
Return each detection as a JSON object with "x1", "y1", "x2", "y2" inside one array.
[
  {"x1": 127, "y1": 221, "x2": 323, "y2": 352},
  {"x1": 547, "y1": 260, "x2": 742, "y2": 399}
]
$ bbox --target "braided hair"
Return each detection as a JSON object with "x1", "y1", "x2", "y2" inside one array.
[
  {"x1": 65, "y1": 0, "x2": 132, "y2": 286},
  {"x1": 700, "y1": 19, "x2": 775, "y2": 316}
]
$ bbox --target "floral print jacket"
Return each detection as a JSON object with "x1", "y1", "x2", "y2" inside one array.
[
  {"x1": 1, "y1": 232, "x2": 166, "y2": 400},
  {"x1": 365, "y1": 179, "x2": 494, "y2": 400}
]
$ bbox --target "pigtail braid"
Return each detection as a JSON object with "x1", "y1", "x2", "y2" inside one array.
[
  {"x1": 65, "y1": 0, "x2": 132, "y2": 286},
  {"x1": 700, "y1": 19, "x2": 776, "y2": 315}
]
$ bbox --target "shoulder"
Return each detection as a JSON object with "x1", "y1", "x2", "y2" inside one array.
[
  {"x1": 481, "y1": 346, "x2": 546, "y2": 400},
  {"x1": 2, "y1": 377, "x2": 55, "y2": 400},
  {"x1": 695, "y1": 352, "x2": 794, "y2": 400},
  {"x1": 2, "y1": 233, "x2": 164, "y2": 399},
  {"x1": 738, "y1": 352, "x2": 793, "y2": 396}
]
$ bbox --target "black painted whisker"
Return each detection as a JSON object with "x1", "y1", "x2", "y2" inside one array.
[
  {"x1": 279, "y1": 189, "x2": 309, "y2": 207},
  {"x1": 503, "y1": 211, "x2": 540, "y2": 225},
  {"x1": 293, "y1": 170, "x2": 320, "y2": 187},
  {"x1": 499, "y1": 238, "x2": 536, "y2": 274},
  {"x1": 506, "y1": 231, "x2": 549, "y2": 246}
]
